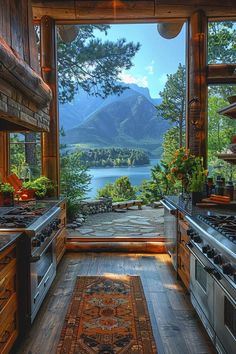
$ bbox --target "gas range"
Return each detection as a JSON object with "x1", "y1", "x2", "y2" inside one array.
[
  {"x1": 186, "y1": 213, "x2": 236, "y2": 287},
  {"x1": 185, "y1": 213, "x2": 236, "y2": 354},
  {"x1": 0, "y1": 202, "x2": 61, "y2": 256}
]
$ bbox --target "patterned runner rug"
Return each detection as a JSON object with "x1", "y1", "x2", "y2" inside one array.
[{"x1": 57, "y1": 275, "x2": 157, "y2": 354}]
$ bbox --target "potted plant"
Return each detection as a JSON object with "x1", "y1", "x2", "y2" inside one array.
[
  {"x1": 167, "y1": 148, "x2": 208, "y2": 204},
  {"x1": 0, "y1": 182, "x2": 15, "y2": 206},
  {"x1": 22, "y1": 176, "x2": 54, "y2": 199}
]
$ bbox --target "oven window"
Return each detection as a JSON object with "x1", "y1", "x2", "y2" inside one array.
[
  {"x1": 36, "y1": 244, "x2": 53, "y2": 285},
  {"x1": 224, "y1": 297, "x2": 236, "y2": 339},
  {"x1": 195, "y1": 260, "x2": 207, "y2": 292}
]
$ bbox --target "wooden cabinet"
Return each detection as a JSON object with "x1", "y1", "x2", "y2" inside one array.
[
  {"x1": 0, "y1": 244, "x2": 18, "y2": 354},
  {"x1": 177, "y1": 214, "x2": 190, "y2": 290},
  {"x1": 55, "y1": 200, "x2": 67, "y2": 265}
]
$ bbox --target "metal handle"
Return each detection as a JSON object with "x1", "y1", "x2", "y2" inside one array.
[
  {"x1": 44, "y1": 276, "x2": 50, "y2": 288},
  {"x1": 160, "y1": 200, "x2": 177, "y2": 215},
  {"x1": 34, "y1": 291, "x2": 40, "y2": 303},
  {"x1": 186, "y1": 243, "x2": 236, "y2": 307}
]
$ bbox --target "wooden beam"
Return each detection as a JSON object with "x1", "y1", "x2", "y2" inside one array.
[
  {"x1": 0, "y1": 38, "x2": 52, "y2": 108},
  {"x1": 186, "y1": 10, "x2": 208, "y2": 165},
  {"x1": 40, "y1": 16, "x2": 59, "y2": 196},
  {"x1": 0, "y1": 132, "x2": 9, "y2": 179},
  {"x1": 207, "y1": 64, "x2": 236, "y2": 84},
  {"x1": 32, "y1": 0, "x2": 236, "y2": 21}
]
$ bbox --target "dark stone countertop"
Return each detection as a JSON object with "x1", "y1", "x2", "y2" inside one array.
[
  {"x1": 164, "y1": 195, "x2": 236, "y2": 217},
  {"x1": 0, "y1": 232, "x2": 22, "y2": 253}
]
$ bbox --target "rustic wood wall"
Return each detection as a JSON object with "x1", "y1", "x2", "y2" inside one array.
[
  {"x1": 32, "y1": 0, "x2": 236, "y2": 22},
  {"x1": 0, "y1": 0, "x2": 39, "y2": 73}
]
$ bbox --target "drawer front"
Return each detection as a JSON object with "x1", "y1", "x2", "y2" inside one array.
[
  {"x1": 0, "y1": 261, "x2": 16, "y2": 314},
  {"x1": 178, "y1": 219, "x2": 189, "y2": 244},
  {"x1": 56, "y1": 229, "x2": 66, "y2": 264},
  {"x1": 0, "y1": 245, "x2": 16, "y2": 279},
  {"x1": 0, "y1": 294, "x2": 18, "y2": 354}
]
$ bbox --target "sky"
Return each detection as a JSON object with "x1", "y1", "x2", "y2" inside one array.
[{"x1": 95, "y1": 23, "x2": 186, "y2": 98}]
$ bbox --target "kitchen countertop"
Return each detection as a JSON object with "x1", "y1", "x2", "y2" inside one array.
[
  {"x1": 0, "y1": 232, "x2": 22, "y2": 252},
  {"x1": 164, "y1": 195, "x2": 236, "y2": 217}
]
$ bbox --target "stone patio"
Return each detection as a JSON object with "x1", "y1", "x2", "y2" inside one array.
[{"x1": 67, "y1": 206, "x2": 164, "y2": 239}]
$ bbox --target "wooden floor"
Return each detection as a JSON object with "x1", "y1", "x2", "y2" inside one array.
[{"x1": 16, "y1": 252, "x2": 216, "y2": 354}]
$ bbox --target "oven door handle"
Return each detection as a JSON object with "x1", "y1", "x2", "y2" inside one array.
[
  {"x1": 186, "y1": 243, "x2": 236, "y2": 307},
  {"x1": 30, "y1": 232, "x2": 57, "y2": 263},
  {"x1": 160, "y1": 200, "x2": 177, "y2": 215},
  {"x1": 185, "y1": 242, "x2": 207, "y2": 269}
]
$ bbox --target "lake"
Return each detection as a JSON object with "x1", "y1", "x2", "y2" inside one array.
[{"x1": 86, "y1": 159, "x2": 159, "y2": 198}]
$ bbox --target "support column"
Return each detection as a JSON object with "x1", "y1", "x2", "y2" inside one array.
[
  {"x1": 0, "y1": 132, "x2": 9, "y2": 179},
  {"x1": 186, "y1": 10, "x2": 208, "y2": 165},
  {"x1": 40, "y1": 16, "x2": 59, "y2": 196}
]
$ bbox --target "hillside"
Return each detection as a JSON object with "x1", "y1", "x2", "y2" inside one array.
[
  {"x1": 61, "y1": 93, "x2": 170, "y2": 156},
  {"x1": 59, "y1": 84, "x2": 161, "y2": 131}
]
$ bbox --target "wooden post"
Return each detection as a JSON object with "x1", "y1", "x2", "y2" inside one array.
[
  {"x1": 186, "y1": 10, "x2": 208, "y2": 166},
  {"x1": 0, "y1": 132, "x2": 9, "y2": 179},
  {"x1": 40, "y1": 16, "x2": 59, "y2": 196}
]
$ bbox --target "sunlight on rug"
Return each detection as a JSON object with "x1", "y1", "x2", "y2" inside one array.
[{"x1": 57, "y1": 275, "x2": 157, "y2": 354}]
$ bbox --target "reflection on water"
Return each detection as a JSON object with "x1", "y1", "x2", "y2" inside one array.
[{"x1": 86, "y1": 159, "x2": 159, "y2": 198}]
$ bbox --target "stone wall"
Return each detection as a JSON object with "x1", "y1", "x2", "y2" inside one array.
[{"x1": 79, "y1": 198, "x2": 112, "y2": 215}]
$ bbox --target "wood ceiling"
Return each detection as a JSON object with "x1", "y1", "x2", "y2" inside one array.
[{"x1": 32, "y1": 1, "x2": 236, "y2": 23}]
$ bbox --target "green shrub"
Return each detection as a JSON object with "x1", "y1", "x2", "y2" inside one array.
[{"x1": 97, "y1": 176, "x2": 136, "y2": 202}]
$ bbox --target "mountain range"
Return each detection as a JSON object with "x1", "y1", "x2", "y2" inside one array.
[{"x1": 59, "y1": 84, "x2": 171, "y2": 157}]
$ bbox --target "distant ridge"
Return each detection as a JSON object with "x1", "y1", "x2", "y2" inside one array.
[{"x1": 60, "y1": 87, "x2": 170, "y2": 156}]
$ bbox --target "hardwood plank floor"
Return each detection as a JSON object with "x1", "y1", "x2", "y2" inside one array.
[{"x1": 16, "y1": 253, "x2": 216, "y2": 354}]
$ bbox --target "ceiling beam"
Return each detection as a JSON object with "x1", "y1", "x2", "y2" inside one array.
[{"x1": 32, "y1": 1, "x2": 236, "y2": 22}]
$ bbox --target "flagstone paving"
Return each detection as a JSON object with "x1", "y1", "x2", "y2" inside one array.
[{"x1": 67, "y1": 206, "x2": 164, "y2": 238}]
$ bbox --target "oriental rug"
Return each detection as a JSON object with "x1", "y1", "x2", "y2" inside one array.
[{"x1": 57, "y1": 275, "x2": 157, "y2": 354}]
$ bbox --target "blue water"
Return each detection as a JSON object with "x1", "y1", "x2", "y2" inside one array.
[{"x1": 86, "y1": 159, "x2": 159, "y2": 198}]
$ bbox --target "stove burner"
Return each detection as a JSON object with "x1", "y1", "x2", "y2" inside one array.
[{"x1": 199, "y1": 214, "x2": 236, "y2": 243}]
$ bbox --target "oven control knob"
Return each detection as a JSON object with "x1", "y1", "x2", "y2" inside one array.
[
  {"x1": 187, "y1": 229, "x2": 195, "y2": 236},
  {"x1": 213, "y1": 254, "x2": 222, "y2": 265},
  {"x1": 32, "y1": 238, "x2": 41, "y2": 247},
  {"x1": 222, "y1": 263, "x2": 234, "y2": 276},
  {"x1": 202, "y1": 245, "x2": 210, "y2": 253},
  {"x1": 193, "y1": 235, "x2": 202, "y2": 243},
  {"x1": 207, "y1": 249, "x2": 215, "y2": 258},
  {"x1": 40, "y1": 235, "x2": 45, "y2": 242}
]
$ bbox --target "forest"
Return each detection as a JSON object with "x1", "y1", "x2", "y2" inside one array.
[{"x1": 79, "y1": 148, "x2": 150, "y2": 167}]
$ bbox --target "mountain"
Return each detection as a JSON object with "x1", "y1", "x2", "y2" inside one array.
[
  {"x1": 61, "y1": 92, "x2": 170, "y2": 156},
  {"x1": 59, "y1": 84, "x2": 161, "y2": 131}
]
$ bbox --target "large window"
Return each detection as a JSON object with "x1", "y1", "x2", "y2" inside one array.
[
  {"x1": 207, "y1": 20, "x2": 236, "y2": 182},
  {"x1": 9, "y1": 133, "x2": 41, "y2": 179}
]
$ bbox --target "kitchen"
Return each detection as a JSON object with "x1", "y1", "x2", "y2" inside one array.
[{"x1": 0, "y1": 1, "x2": 236, "y2": 354}]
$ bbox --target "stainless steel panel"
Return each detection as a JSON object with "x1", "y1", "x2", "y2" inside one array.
[
  {"x1": 190, "y1": 253, "x2": 214, "y2": 326},
  {"x1": 214, "y1": 281, "x2": 236, "y2": 354},
  {"x1": 161, "y1": 199, "x2": 177, "y2": 270}
]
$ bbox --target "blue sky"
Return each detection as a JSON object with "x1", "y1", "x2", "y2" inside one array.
[{"x1": 95, "y1": 23, "x2": 186, "y2": 98}]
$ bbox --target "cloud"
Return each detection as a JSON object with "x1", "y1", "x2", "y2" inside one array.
[
  {"x1": 119, "y1": 72, "x2": 148, "y2": 87},
  {"x1": 145, "y1": 60, "x2": 155, "y2": 75}
]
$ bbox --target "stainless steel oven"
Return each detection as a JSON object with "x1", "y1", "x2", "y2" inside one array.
[
  {"x1": 30, "y1": 237, "x2": 56, "y2": 322},
  {"x1": 160, "y1": 199, "x2": 178, "y2": 270},
  {"x1": 189, "y1": 249, "x2": 215, "y2": 343},
  {"x1": 214, "y1": 277, "x2": 236, "y2": 354}
]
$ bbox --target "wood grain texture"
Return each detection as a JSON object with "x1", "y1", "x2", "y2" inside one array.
[
  {"x1": 16, "y1": 253, "x2": 216, "y2": 354},
  {"x1": 32, "y1": 0, "x2": 236, "y2": 21}
]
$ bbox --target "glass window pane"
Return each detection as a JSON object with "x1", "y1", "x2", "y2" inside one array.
[{"x1": 9, "y1": 133, "x2": 41, "y2": 179}]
